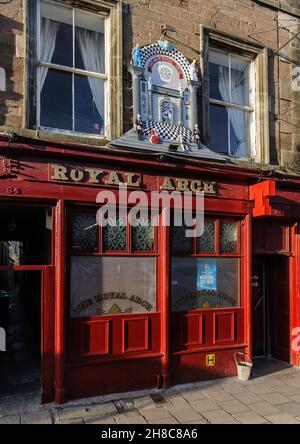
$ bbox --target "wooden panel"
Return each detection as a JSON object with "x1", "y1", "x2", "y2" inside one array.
[
  {"x1": 81, "y1": 320, "x2": 110, "y2": 356},
  {"x1": 253, "y1": 221, "x2": 290, "y2": 253},
  {"x1": 213, "y1": 312, "x2": 235, "y2": 344},
  {"x1": 123, "y1": 318, "x2": 149, "y2": 353},
  {"x1": 180, "y1": 313, "x2": 203, "y2": 347}
]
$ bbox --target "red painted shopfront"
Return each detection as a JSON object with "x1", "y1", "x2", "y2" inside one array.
[{"x1": 0, "y1": 136, "x2": 300, "y2": 404}]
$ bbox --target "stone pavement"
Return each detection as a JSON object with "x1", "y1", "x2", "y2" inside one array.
[{"x1": 1, "y1": 359, "x2": 300, "y2": 424}]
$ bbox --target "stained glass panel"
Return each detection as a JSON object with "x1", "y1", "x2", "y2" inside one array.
[
  {"x1": 103, "y1": 217, "x2": 126, "y2": 251},
  {"x1": 172, "y1": 225, "x2": 193, "y2": 254},
  {"x1": 220, "y1": 221, "x2": 238, "y2": 253},
  {"x1": 72, "y1": 212, "x2": 98, "y2": 252},
  {"x1": 132, "y1": 219, "x2": 154, "y2": 252},
  {"x1": 197, "y1": 219, "x2": 215, "y2": 253}
]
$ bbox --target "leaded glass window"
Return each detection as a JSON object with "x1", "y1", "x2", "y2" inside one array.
[
  {"x1": 172, "y1": 225, "x2": 193, "y2": 254},
  {"x1": 72, "y1": 212, "x2": 98, "y2": 252},
  {"x1": 220, "y1": 221, "x2": 238, "y2": 253},
  {"x1": 132, "y1": 219, "x2": 154, "y2": 252},
  {"x1": 103, "y1": 217, "x2": 126, "y2": 251},
  {"x1": 197, "y1": 219, "x2": 215, "y2": 253}
]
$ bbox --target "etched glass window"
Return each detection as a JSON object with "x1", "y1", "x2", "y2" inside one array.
[
  {"x1": 103, "y1": 217, "x2": 126, "y2": 251},
  {"x1": 171, "y1": 258, "x2": 239, "y2": 311},
  {"x1": 70, "y1": 256, "x2": 156, "y2": 317},
  {"x1": 197, "y1": 219, "x2": 215, "y2": 253},
  {"x1": 220, "y1": 221, "x2": 238, "y2": 253},
  {"x1": 72, "y1": 212, "x2": 98, "y2": 252},
  {"x1": 132, "y1": 219, "x2": 154, "y2": 252},
  {"x1": 172, "y1": 225, "x2": 193, "y2": 254}
]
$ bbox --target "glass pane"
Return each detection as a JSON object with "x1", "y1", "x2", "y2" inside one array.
[
  {"x1": 75, "y1": 9, "x2": 105, "y2": 73},
  {"x1": 132, "y1": 219, "x2": 154, "y2": 252},
  {"x1": 209, "y1": 49, "x2": 229, "y2": 101},
  {"x1": 72, "y1": 213, "x2": 98, "y2": 252},
  {"x1": 172, "y1": 225, "x2": 193, "y2": 254},
  {"x1": 230, "y1": 55, "x2": 250, "y2": 106},
  {"x1": 171, "y1": 258, "x2": 239, "y2": 311},
  {"x1": 220, "y1": 221, "x2": 238, "y2": 253},
  {"x1": 209, "y1": 104, "x2": 229, "y2": 154},
  {"x1": 103, "y1": 217, "x2": 126, "y2": 251},
  {"x1": 197, "y1": 219, "x2": 215, "y2": 253},
  {"x1": 75, "y1": 75, "x2": 105, "y2": 135},
  {"x1": 40, "y1": 69, "x2": 72, "y2": 131},
  {"x1": 41, "y1": 1, "x2": 73, "y2": 67},
  {"x1": 229, "y1": 109, "x2": 250, "y2": 158},
  {"x1": 70, "y1": 256, "x2": 156, "y2": 317}
]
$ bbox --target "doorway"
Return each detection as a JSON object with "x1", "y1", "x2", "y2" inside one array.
[
  {"x1": 252, "y1": 256, "x2": 290, "y2": 362},
  {"x1": 0, "y1": 204, "x2": 55, "y2": 404}
]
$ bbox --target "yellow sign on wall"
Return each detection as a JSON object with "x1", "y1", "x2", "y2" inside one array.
[{"x1": 206, "y1": 354, "x2": 216, "y2": 367}]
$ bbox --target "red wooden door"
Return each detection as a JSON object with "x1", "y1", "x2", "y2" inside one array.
[
  {"x1": 270, "y1": 257, "x2": 290, "y2": 363},
  {"x1": 252, "y1": 262, "x2": 265, "y2": 357},
  {"x1": 41, "y1": 266, "x2": 55, "y2": 403}
]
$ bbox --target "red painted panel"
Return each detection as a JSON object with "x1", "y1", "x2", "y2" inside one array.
[
  {"x1": 213, "y1": 312, "x2": 235, "y2": 344},
  {"x1": 81, "y1": 320, "x2": 110, "y2": 356},
  {"x1": 180, "y1": 313, "x2": 203, "y2": 348},
  {"x1": 123, "y1": 318, "x2": 149, "y2": 353},
  {"x1": 170, "y1": 347, "x2": 245, "y2": 385},
  {"x1": 66, "y1": 357, "x2": 162, "y2": 400}
]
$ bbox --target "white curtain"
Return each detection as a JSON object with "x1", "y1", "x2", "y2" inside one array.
[
  {"x1": 40, "y1": 18, "x2": 59, "y2": 91},
  {"x1": 218, "y1": 67, "x2": 246, "y2": 157},
  {"x1": 76, "y1": 29, "x2": 105, "y2": 120}
]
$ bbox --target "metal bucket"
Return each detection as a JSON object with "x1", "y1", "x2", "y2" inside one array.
[{"x1": 234, "y1": 352, "x2": 253, "y2": 381}]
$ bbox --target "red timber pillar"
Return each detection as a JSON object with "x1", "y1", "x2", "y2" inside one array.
[
  {"x1": 291, "y1": 223, "x2": 300, "y2": 367},
  {"x1": 160, "y1": 208, "x2": 170, "y2": 388},
  {"x1": 55, "y1": 200, "x2": 66, "y2": 404},
  {"x1": 243, "y1": 214, "x2": 252, "y2": 358}
]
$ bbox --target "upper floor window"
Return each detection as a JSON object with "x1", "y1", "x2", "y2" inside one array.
[
  {"x1": 209, "y1": 49, "x2": 254, "y2": 159},
  {"x1": 37, "y1": 0, "x2": 107, "y2": 136}
]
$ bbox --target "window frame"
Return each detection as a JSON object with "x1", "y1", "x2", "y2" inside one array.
[
  {"x1": 25, "y1": 0, "x2": 122, "y2": 143},
  {"x1": 208, "y1": 48, "x2": 255, "y2": 159},
  {"x1": 36, "y1": 0, "x2": 109, "y2": 137},
  {"x1": 200, "y1": 26, "x2": 270, "y2": 164},
  {"x1": 67, "y1": 205, "x2": 160, "y2": 319},
  {"x1": 171, "y1": 215, "x2": 242, "y2": 311}
]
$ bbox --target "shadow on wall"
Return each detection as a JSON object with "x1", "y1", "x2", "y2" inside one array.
[
  {"x1": 0, "y1": 14, "x2": 23, "y2": 127},
  {"x1": 268, "y1": 50, "x2": 279, "y2": 166},
  {"x1": 122, "y1": 3, "x2": 134, "y2": 133}
]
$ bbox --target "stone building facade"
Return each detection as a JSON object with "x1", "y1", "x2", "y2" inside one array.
[{"x1": 0, "y1": 0, "x2": 299, "y2": 168}]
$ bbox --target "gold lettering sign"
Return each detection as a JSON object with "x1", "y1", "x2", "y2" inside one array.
[
  {"x1": 51, "y1": 164, "x2": 141, "y2": 188},
  {"x1": 50, "y1": 164, "x2": 217, "y2": 195},
  {"x1": 161, "y1": 177, "x2": 216, "y2": 195}
]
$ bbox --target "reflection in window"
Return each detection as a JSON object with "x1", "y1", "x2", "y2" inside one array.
[
  {"x1": 197, "y1": 219, "x2": 215, "y2": 253},
  {"x1": 209, "y1": 48, "x2": 253, "y2": 158},
  {"x1": 39, "y1": 0, "x2": 106, "y2": 135},
  {"x1": 220, "y1": 222, "x2": 238, "y2": 253},
  {"x1": 103, "y1": 217, "x2": 126, "y2": 251},
  {"x1": 72, "y1": 213, "x2": 98, "y2": 252},
  {"x1": 70, "y1": 256, "x2": 156, "y2": 317},
  {"x1": 171, "y1": 258, "x2": 239, "y2": 311}
]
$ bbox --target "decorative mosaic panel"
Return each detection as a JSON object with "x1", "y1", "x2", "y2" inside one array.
[
  {"x1": 220, "y1": 222, "x2": 238, "y2": 253},
  {"x1": 132, "y1": 219, "x2": 154, "y2": 251},
  {"x1": 197, "y1": 220, "x2": 215, "y2": 253},
  {"x1": 72, "y1": 213, "x2": 98, "y2": 252},
  {"x1": 103, "y1": 217, "x2": 127, "y2": 251},
  {"x1": 172, "y1": 225, "x2": 193, "y2": 254}
]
